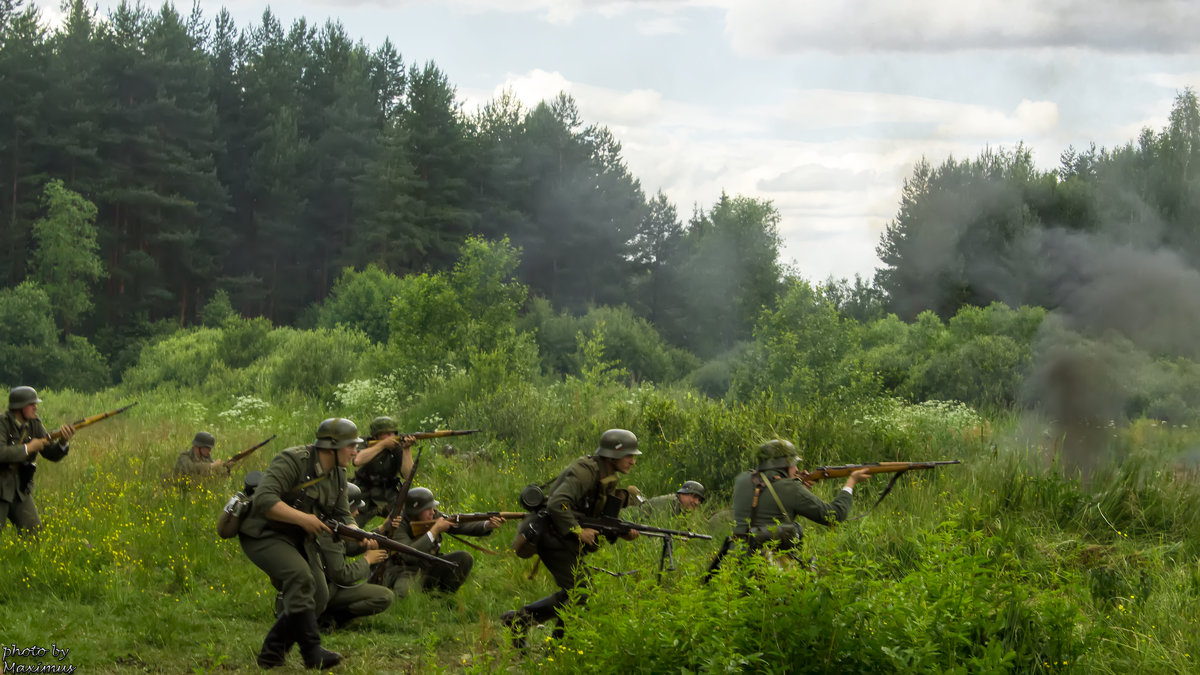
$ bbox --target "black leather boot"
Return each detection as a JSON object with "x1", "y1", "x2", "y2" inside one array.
[
  {"x1": 295, "y1": 610, "x2": 342, "y2": 669},
  {"x1": 256, "y1": 613, "x2": 293, "y2": 668}
]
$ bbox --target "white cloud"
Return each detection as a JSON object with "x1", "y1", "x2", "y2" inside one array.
[
  {"x1": 722, "y1": 0, "x2": 1200, "y2": 56},
  {"x1": 1144, "y1": 72, "x2": 1200, "y2": 89}
]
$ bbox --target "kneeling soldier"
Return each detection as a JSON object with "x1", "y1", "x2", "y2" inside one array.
[
  {"x1": 316, "y1": 483, "x2": 393, "y2": 629},
  {"x1": 351, "y1": 416, "x2": 415, "y2": 527},
  {"x1": 384, "y1": 487, "x2": 502, "y2": 597}
]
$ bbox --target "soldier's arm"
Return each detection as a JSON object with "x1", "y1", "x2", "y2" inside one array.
[
  {"x1": 0, "y1": 437, "x2": 32, "y2": 463},
  {"x1": 782, "y1": 480, "x2": 854, "y2": 526},
  {"x1": 394, "y1": 522, "x2": 437, "y2": 554},
  {"x1": 451, "y1": 520, "x2": 494, "y2": 537},
  {"x1": 252, "y1": 452, "x2": 301, "y2": 517},
  {"x1": 317, "y1": 532, "x2": 369, "y2": 585},
  {"x1": 353, "y1": 437, "x2": 395, "y2": 468},
  {"x1": 546, "y1": 463, "x2": 592, "y2": 537}
]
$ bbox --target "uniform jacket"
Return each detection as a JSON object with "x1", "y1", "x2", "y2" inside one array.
[
  {"x1": 0, "y1": 411, "x2": 69, "y2": 503},
  {"x1": 545, "y1": 455, "x2": 620, "y2": 538},
  {"x1": 239, "y1": 445, "x2": 352, "y2": 539},
  {"x1": 641, "y1": 493, "x2": 682, "y2": 518},
  {"x1": 393, "y1": 511, "x2": 492, "y2": 569},
  {"x1": 730, "y1": 469, "x2": 853, "y2": 542},
  {"x1": 173, "y1": 449, "x2": 219, "y2": 478}
]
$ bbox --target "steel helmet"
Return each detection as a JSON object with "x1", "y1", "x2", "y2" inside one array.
[
  {"x1": 756, "y1": 439, "x2": 800, "y2": 471},
  {"x1": 677, "y1": 480, "x2": 706, "y2": 502},
  {"x1": 192, "y1": 431, "x2": 216, "y2": 449},
  {"x1": 369, "y1": 416, "x2": 398, "y2": 438},
  {"x1": 404, "y1": 487, "x2": 438, "y2": 518},
  {"x1": 346, "y1": 482, "x2": 366, "y2": 512},
  {"x1": 8, "y1": 386, "x2": 41, "y2": 410},
  {"x1": 314, "y1": 418, "x2": 363, "y2": 450},
  {"x1": 595, "y1": 429, "x2": 641, "y2": 459}
]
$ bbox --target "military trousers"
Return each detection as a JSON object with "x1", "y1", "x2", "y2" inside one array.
[
  {"x1": 240, "y1": 533, "x2": 329, "y2": 615},
  {"x1": 0, "y1": 495, "x2": 41, "y2": 532},
  {"x1": 325, "y1": 581, "x2": 393, "y2": 619},
  {"x1": 386, "y1": 551, "x2": 474, "y2": 597}
]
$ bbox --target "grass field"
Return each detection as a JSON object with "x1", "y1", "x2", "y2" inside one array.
[{"x1": 2, "y1": 386, "x2": 1199, "y2": 673}]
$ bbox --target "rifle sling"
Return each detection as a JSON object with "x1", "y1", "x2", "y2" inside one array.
[
  {"x1": 445, "y1": 532, "x2": 499, "y2": 556},
  {"x1": 848, "y1": 470, "x2": 908, "y2": 521}
]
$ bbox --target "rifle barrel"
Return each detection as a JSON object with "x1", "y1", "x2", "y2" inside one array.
[
  {"x1": 804, "y1": 459, "x2": 962, "y2": 481},
  {"x1": 49, "y1": 402, "x2": 138, "y2": 440}
]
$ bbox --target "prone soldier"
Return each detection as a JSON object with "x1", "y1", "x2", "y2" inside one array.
[
  {"x1": 0, "y1": 386, "x2": 74, "y2": 533},
  {"x1": 639, "y1": 480, "x2": 706, "y2": 518}
]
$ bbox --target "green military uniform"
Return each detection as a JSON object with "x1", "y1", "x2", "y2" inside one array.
[
  {"x1": 314, "y1": 530, "x2": 392, "y2": 627},
  {"x1": 386, "y1": 510, "x2": 490, "y2": 597},
  {"x1": 239, "y1": 444, "x2": 352, "y2": 615},
  {"x1": 239, "y1": 417, "x2": 360, "y2": 670},
  {"x1": 502, "y1": 429, "x2": 640, "y2": 643},
  {"x1": 0, "y1": 409, "x2": 69, "y2": 532},
  {"x1": 351, "y1": 417, "x2": 405, "y2": 527},
  {"x1": 173, "y1": 431, "x2": 221, "y2": 479},
  {"x1": 640, "y1": 493, "x2": 683, "y2": 518},
  {"x1": 730, "y1": 470, "x2": 853, "y2": 549}
]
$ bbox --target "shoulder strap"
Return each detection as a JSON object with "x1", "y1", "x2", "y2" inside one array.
[{"x1": 760, "y1": 474, "x2": 789, "y2": 516}]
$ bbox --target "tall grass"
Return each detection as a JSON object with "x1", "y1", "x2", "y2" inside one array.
[{"x1": 1, "y1": 384, "x2": 1198, "y2": 672}]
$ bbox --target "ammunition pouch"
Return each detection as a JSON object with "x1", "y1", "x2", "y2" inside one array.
[{"x1": 746, "y1": 522, "x2": 801, "y2": 551}]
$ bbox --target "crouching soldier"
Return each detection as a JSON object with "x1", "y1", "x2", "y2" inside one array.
[
  {"x1": 315, "y1": 483, "x2": 394, "y2": 630},
  {"x1": 238, "y1": 418, "x2": 361, "y2": 670},
  {"x1": 383, "y1": 487, "x2": 502, "y2": 597},
  {"x1": 173, "y1": 431, "x2": 225, "y2": 480}
]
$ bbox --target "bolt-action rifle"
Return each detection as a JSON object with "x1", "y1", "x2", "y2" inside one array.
[
  {"x1": 367, "y1": 445, "x2": 424, "y2": 585},
  {"x1": 323, "y1": 519, "x2": 457, "y2": 570},
  {"x1": 223, "y1": 434, "x2": 276, "y2": 471},
  {"x1": 48, "y1": 402, "x2": 138, "y2": 441},
  {"x1": 800, "y1": 460, "x2": 961, "y2": 482},
  {"x1": 409, "y1": 511, "x2": 527, "y2": 536}
]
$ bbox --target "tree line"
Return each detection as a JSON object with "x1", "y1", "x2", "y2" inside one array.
[{"x1": 0, "y1": 0, "x2": 783, "y2": 370}]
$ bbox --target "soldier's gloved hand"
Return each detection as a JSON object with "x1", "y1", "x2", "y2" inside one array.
[
  {"x1": 578, "y1": 527, "x2": 599, "y2": 547},
  {"x1": 620, "y1": 528, "x2": 640, "y2": 541},
  {"x1": 364, "y1": 549, "x2": 387, "y2": 565},
  {"x1": 58, "y1": 424, "x2": 75, "y2": 443},
  {"x1": 297, "y1": 513, "x2": 332, "y2": 537}
]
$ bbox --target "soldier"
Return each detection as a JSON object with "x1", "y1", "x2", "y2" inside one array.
[
  {"x1": 639, "y1": 480, "x2": 706, "y2": 518},
  {"x1": 729, "y1": 440, "x2": 869, "y2": 560},
  {"x1": 351, "y1": 416, "x2": 415, "y2": 527},
  {"x1": 0, "y1": 386, "x2": 75, "y2": 533},
  {"x1": 238, "y1": 418, "x2": 361, "y2": 670},
  {"x1": 383, "y1": 487, "x2": 503, "y2": 598},
  {"x1": 172, "y1": 431, "x2": 225, "y2": 479},
  {"x1": 501, "y1": 429, "x2": 641, "y2": 645},
  {"x1": 315, "y1": 483, "x2": 394, "y2": 630}
]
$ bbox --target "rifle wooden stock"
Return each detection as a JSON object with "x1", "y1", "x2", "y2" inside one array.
[
  {"x1": 403, "y1": 429, "x2": 481, "y2": 440},
  {"x1": 323, "y1": 519, "x2": 457, "y2": 569},
  {"x1": 802, "y1": 460, "x2": 961, "y2": 482},
  {"x1": 48, "y1": 402, "x2": 138, "y2": 440},
  {"x1": 225, "y1": 434, "x2": 276, "y2": 468},
  {"x1": 409, "y1": 511, "x2": 526, "y2": 536},
  {"x1": 575, "y1": 513, "x2": 713, "y2": 541}
]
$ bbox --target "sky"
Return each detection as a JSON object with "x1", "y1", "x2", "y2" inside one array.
[{"x1": 31, "y1": 0, "x2": 1200, "y2": 282}]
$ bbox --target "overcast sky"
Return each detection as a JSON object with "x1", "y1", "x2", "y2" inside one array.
[{"x1": 31, "y1": 0, "x2": 1200, "y2": 282}]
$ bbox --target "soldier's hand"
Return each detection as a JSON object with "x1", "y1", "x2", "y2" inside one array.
[
  {"x1": 212, "y1": 459, "x2": 226, "y2": 470},
  {"x1": 578, "y1": 527, "x2": 599, "y2": 547},
  {"x1": 485, "y1": 516, "x2": 505, "y2": 530},
  {"x1": 846, "y1": 468, "x2": 872, "y2": 488},
  {"x1": 620, "y1": 528, "x2": 640, "y2": 541},
  {"x1": 58, "y1": 424, "x2": 75, "y2": 442},
  {"x1": 363, "y1": 538, "x2": 379, "y2": 550},
  {"x1": 390, "y1": 514, "x2": 403, "y2": 529},
  {"x1": 399, "y1": 434, "x2": 417, "y2": 449},
  {"x1": 25, "y1": 437, "x2": 48, "y2": 455},
  {"x1": 297, "y1": 513, "x2": 332, "y2": 537},
  {"x1": 364, "y1": 549, "x2": 387, "y2": 565},
  {"x1": 431, "y1": 518, "x2": 455, "y2": 535},
  {"x1": 797, "y1": 470, "x2": 815, "y2": 488}
]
